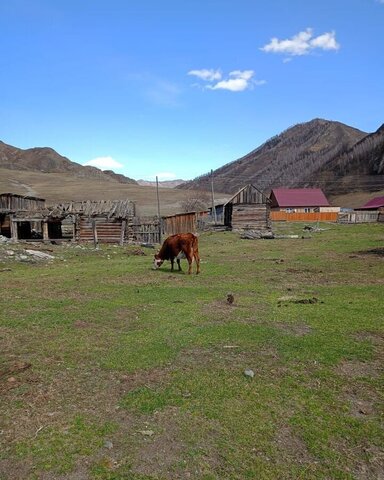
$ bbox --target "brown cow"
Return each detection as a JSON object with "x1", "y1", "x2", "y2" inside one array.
[{"x1": 153, "y1": 233, "x2": 200, "y2": 274}]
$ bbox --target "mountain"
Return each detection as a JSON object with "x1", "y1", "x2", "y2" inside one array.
[
  {"x1": 0, "y1": 141, "x2": 137, "y2": 184},
  {"x1": 178, "y1": 119, "x2": 383, "y2": 196},
  {"x1": 137, "y1": 179, "x2": 186, "y2": 188},
  {"x1": 314, "y1": 123, "x2": 384, "y2": 194}
]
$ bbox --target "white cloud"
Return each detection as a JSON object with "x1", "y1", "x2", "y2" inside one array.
[
  {"x1": 189, "y1": 69, "x2": 265, "y2": 92},
  {"x1": 310, "y1": 31, "x2": 339, "y2": 50},
  {"x1": 188, "y1": 69, "x2": 222, "y2": 81},
  {"x1": 83, "y1": 156, "x2": 124, "y2": 170},
  {"x1": 208, "y1": 70, "x2": 254, "y2": 91},
  {"x1": 261, "y1": 28, "x2": 340, "y2": 56}
]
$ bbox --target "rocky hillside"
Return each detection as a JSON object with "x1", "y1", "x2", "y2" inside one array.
[
  {"x1": 315, "y1": 124, "x2": 384, "y2": 194},
  {"x1": 0, "y1": 141, "x2": 137, "y2": 184},
  {"x1": 178, "y1": 119, "x2": 383, "y2": 195}
]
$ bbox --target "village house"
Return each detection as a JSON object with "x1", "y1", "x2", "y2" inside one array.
[
  {"x1": 352, "y1": 196, "x2": 384, "y2": 223},
  {"x1": 269, "y1": 188, "x2": 340, "y2": 222},
  {"x1": 359, "y1": 196, "x2": 384, "y2": 211}
]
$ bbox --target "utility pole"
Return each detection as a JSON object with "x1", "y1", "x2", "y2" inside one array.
[
  {"x1": 156, "y1": 176, "x2": 162, "y2": 243},
  {"x1": 210, "y1": 169, "x2": 217, "y2": 224}
]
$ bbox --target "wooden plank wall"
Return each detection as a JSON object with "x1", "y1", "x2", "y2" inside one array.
[
  {"x1": 231, "y1": 205, "x2": 270, "y2": 230},
  {"x1": 162, "y1": 212, "x2": 196, "y2": 236},
  {"x1": 0, "y1": 194, "x2": 45, "y2": 211},
  {"x1": 79, "y1": 218, "x2": 123, "y2": 243}
]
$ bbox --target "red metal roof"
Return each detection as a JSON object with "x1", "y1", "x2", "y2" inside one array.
[
  {"x1": 270, "y1": 188, "x2": 330, "y2": 207},
  {"x1": 360, "y1": 196, "x2": 384, "y2": 209}
]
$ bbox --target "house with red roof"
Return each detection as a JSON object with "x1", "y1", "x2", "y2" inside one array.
[
  {"x1": 357, "y1": 196, "x2": 384, "y2": 223},
  {"x1": 359, "y1": 196, "x2": 384, "y2": 210},
  {"x1": 269, "y1": 188, "x2": 340, "y2": 222}
]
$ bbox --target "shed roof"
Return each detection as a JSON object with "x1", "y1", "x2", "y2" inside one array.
[
  {"x1": 47, "y1": 200, "x2": 136, "y2": 218},
  {"x1": 224, "y1": 184, "x2": 269, "y2": 206},
  {"x1": 0, "y1": 193, "x2": 46, "y2": 202},
  {"x1": 360, "y1": 196, "x2": 384, "y2": 210},
  {"x1": 270, "y1": 188, "x2": 330, "y2": 208}
]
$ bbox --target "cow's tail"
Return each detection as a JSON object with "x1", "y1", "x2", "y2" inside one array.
[{"x1": 192, "y1": 233, "x2": 199, "y2": 251}]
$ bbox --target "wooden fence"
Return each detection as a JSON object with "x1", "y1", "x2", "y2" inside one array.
[
  {"x1": 337, "y1": 211, "x2": 379, "y2": 224},
  {"x1": 162, "y1": 212, "x2": 197, "y2": 236},
  {"x1": 130, "y1": 217, "x2": 161, "y2": 244},
  {"x1": 270, "y1": 212, "x2": 339, "y2": 222}
]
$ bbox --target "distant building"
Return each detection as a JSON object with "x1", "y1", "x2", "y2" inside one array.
[
  {"x1": 349, "y1": 196, "x2": 384, "y2": 223},
  {"x1": 269, "y1": 188, "x2": 340, "y2": 222},
  {"x1": 358, "y1": 196, "x2": 384, "y2": 210}
]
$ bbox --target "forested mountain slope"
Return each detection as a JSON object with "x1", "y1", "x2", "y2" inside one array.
[{"x1": 178, "y1": 119, "x2": 377, "y2": 195}]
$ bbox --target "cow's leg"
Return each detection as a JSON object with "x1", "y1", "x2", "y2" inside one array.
[
  {"x1": 187, "y1": 257, "x2": 192, "y2": 274},
  {"x1": 177, "y1": 258, "x2": 182, "y2": 271},
  {"x1": 170, "y1": 258, "x2": 174, "y2": 271},
  {"x1": 194, "y1": 249, "x2": 200, "y2": 274}
]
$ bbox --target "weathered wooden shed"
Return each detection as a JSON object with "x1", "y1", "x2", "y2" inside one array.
[
  {"x1": 48, "y1": 200, "x2": 137, "y2": 244},
  {"x1": 224, "y1": 184, "x2": 271, "y2": 231},
  {"x1": 0, "y1": 193, "x2": 46, "y2": 239}
]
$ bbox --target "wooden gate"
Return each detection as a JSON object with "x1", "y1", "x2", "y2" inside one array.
[{"x1": 130, "y1": 217, "x2": 161, "y2": 244}]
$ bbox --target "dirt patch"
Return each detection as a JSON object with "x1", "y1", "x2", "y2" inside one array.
[
  {"x1": 275, "y1": 425, "x2": 314, "y2": 465},
  {"x1": 201, "y1": 299, "x2": 240, "y2": 321},
  {"x1": 353, "y1": 445, "x2": 384, "y2": 480},
  {"x1": 345, "y1": 392, "x2": 376, "y2": 418},
  {"x1": 0, "y1": 360, "x2": 34, "y2": 394},
  {"x1": 130, "y1": 407, "x2": 186, "y2": 477},
  {"x1": 273, "y1": 322, "x2": 312, "y2": 337},
  {"x1": 118, "y1": 365, "x2": 172, "y2": 393},
  {"x1": 0, "y1": 458, "x2": 34, "y2": 480},
  {"x1": 354, "y1": 331, "x2": 384, "y2": 348},
  {"x1": 130, "y1": 408, "x2": 223, "y2": 479},
  {"x1": 336, "y1": 359, "x2": 383, "y2": 379}
]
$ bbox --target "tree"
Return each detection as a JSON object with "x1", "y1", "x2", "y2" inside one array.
[{"x1": 180, "y1": 193, "x2": 210, "y2": 213}]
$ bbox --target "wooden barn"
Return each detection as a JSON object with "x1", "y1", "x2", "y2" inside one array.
[
  {"x1": 224, "y1": 184, "x2": 271, "y2": 231},
  {"x1": 0, "y1": 195, "x2": 137, "y2": 244},
  {"x1": 0, "y1": 193, "x2": 46, "y2": 239},
  {"x1": 47, "y1": 200, "x2": 137, "y2": 245}
]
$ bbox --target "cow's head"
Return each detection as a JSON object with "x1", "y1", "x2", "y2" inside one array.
[{"x1": 153, "y1": 254, "x2": 164, "y2": 270}]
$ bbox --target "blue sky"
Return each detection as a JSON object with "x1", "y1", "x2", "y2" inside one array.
[{"x1": 1, "y1": 0, "x2": 383, "y2": 181}]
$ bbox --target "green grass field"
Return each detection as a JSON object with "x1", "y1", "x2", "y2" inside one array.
[{"x1": 1, "y1": 223, "x2": 383, "y2": 479}]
